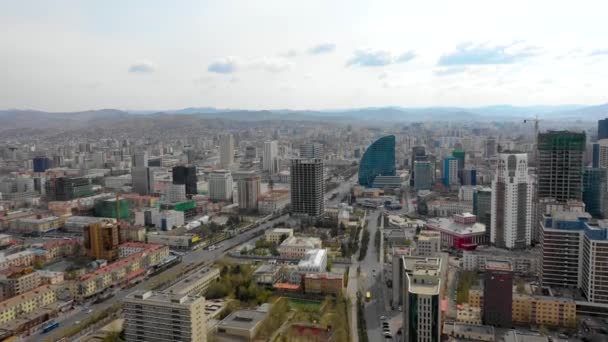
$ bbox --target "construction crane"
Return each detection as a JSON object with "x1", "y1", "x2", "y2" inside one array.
[{"x1": 523, "y1": 115, "x2": 540, "y2": 138}]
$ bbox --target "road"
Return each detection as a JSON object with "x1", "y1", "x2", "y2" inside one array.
[
  {"x1": 32, "y1": 214, "x2": 290, "y2": 342},
  {"x1": 361, "y1": 210, "x2": 399, "y2": 342}
]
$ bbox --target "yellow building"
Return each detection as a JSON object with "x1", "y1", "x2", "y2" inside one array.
[
  {"x1": 0, "y1": 285, "x2": 58, "y2": 324},
  {"x1": 468, "y1": 289, "x2": 576, "y2": 328},
  {"x1": 512, "y1": 294, "x2": 576, "y2": 328},
  {"x1": 84, "y1": 220, "x2": 120, "y2": 261}
]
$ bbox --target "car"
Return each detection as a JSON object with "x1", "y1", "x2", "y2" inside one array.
[
  {"x1": 383, "y1": 332, "x2": 393, "y2": 338},
  {"x1": 380, "y1": 316, "x2": 387, "y2": 320}
]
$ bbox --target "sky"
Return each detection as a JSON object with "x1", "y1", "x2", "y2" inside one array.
[{"x1": 1, "y1": 0, "x2": 607, "y2": 111}]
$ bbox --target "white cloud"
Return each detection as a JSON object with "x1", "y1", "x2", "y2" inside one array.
[{"x1": 129, "y1": 60, "x2": 156, "y2": 73}]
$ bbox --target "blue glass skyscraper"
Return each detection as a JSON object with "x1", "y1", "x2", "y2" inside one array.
[
  {"x1": 599, "y1": 118, "x2": 608, "y2": 140},
  {"x1": 358, "y1": 135, "x2": 396, "y2": 187}
]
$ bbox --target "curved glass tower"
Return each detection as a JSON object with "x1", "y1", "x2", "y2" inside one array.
[{"x1": 358, "y1": 135, "x2": 396, "y2": 187}]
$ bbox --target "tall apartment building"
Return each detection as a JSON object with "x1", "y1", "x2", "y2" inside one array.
[
  {"x1": 45, "y1": 176, "x2": 93, "y2": 201},
  {"x1": 83, "y1": 220, "x2": 120, "y2": 261},
  {"x1": 237, "y1": 174, "x2": 261, "y2": 210},
  {"x1": 208, "y1": 170, "x2": 233, "y2": 202},
  {"x1": 133, "y1": 151, "x2": 149, "y2": 168},
  {"x1": 537, "y1": 131, "x2": 586, "y2": 202},
  {"x1": 402, "y1": 262, "x2": 441, "y2": 342},
  {"x1": 263, "y1": 140, "x2": 279, "y2": 174},
  {"x1": 452, "y1": 149, "x2": 466, "y2": 183},
  {"x1": 164, "y1": 183, "x2": 186, "y2": 203},
  {"x1": 410, "y1": 146, "x2": 426, "y2": 186},
  {"x1": 540, "y1": 211, "x2": 608, "y2": 304},
  {"x1": 172, "y1": 165, "x2": 197, "y2": 195},
  {"x1": 219, "y1": 134, "x2": 235, "y2": 169},
  {"x1": 290, "y1": 158, "x2": 324, "y2": 218},
  {"x1": 491, "y1": 153, "x2": 532, "y2": 249},
  {"x1": 483, "y1": 260, "x2": 513, "y2": 328},
  {"x1": 485, "y1": 137, "x2": 496, "y2": 158},
  {"x1": 299, "y1": 143, "x2": 323, "y2": 159},
  {"x1": 599, "y1": 118, "x2": 608, "y2": 140},
  {"x1": 124, "y1": 291, "x2": 206, "y2": 342}
]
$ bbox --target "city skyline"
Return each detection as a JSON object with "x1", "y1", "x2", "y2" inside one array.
[{"x1": 2, "y1": 1, "x2": 608, "y2": 111}]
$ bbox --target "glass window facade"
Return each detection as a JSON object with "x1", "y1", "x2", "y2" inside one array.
[{"x1": 358, "y1": 135, "x2": 396, "y2": 187}]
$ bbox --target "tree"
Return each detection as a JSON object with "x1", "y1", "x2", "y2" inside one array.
[
  {"x1": 320, "y1": 232, "x2": 329, "y2": 241},
  {"x1": 326, "y1": 259, "x2": 333, "y2": 272},
  {"x1": 516, "y1": 278, "x2": 526, "y2": 294},
  {"x1": 339, "y1": 222, "x2": 346, "y2": 231}
]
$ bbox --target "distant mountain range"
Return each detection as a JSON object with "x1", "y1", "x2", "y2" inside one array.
[{"x1": 0, "y1": 103, "x2": 606, "y2": 132}]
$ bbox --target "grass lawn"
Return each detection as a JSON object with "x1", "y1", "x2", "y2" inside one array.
[{"x1": 288, "y1": 298, "x2": 322, "y2": 312}]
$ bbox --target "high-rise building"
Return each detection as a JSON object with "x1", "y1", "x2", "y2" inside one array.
[
  {"x1": 442, "y1": 157, "x2": 459, "y2": 187},
  {"x1": 359, "y1": 135, "x2": 396, "y2": 187},
  {"x1": 596, "y1": 139, "x2": 608, "y2": 169},
  {"x1": 244, "y1": 146, "x2": 257, "y2": 159},
  {"x1": 409, "y1": 146, "x2": 426, "y2": 186},
  {"x1": 485, "y1": 137, "x2": 497, "y2": 158},
  {"x1": 208, "y1": 170, "x2": 233, "y2": 202},
  {"x1": 537, "y1": 131, "x2": 586, "y2": 202},
  {"x1": 540, "y1": 210, "x2": 608, "y2": 305},
  {"x1": 452, "y1": 149, "x2": 465, "y2": 183},
  {"x1": 290, "y1": 158, "x2": 324, "y2": 218},
  {"x1": 83, "y1": 219, "x2": 120, "y2": 261},
  {"x1": 483, "y1": 260, "x2": 513, "y2": 328},
  {"x1": 263, "y1": 140, "x2": 279, "y2": 174},
  {"x1": 172, "y1": 165, "x2": 197, "y2": 195},
  {"x1": 132, "y1": 167, "x2": 155, "y2": 196},
  {"x1": 462, "y1": 168, "x2": 477, "y2": 186},
  {"x1": 219, "y1": 134, "x2": 235, "y2": 169},
  {"x1": 599, "y1": 118, "x2": 608, "y2": 140},
  {"x1": 491, "y1": 153, "x2": 532, "y2": 249},
  {"x1": 593, "y1": 143, "x2": 600, "y2": 168},
  {"x1": 402, "y1": 259, "x2": 441, "y2": 342},
  {"x1": 473, "y1": 188, "x2": 492, "y2": 243},
  {"x1": 33, "y1": 156, "x2": 52, "y2": 173},
  {"x1": 583, "y1": 168, "x2": 607, "y2": 219},
  {"x1": 300, "y1": 143, "x2": 323, "y2": 159},
  {"x1": 237, "y1": 174, "x2": 261, "y2": 210},
  {"x1": 164, "y1": 183, "x2": 186, "y2": 203},
  {"x1": 133, "y1": 151, "x2": 149, "y2": 168},
  {"x1": 124, "y1": 290, "x2": 206, "y2": 342},
  {"x1": 413, "y1": 160, "x2": 432, "y2": 191},
  {"x1": 45, "y1": 176, "x2": 93, "y2": 201}
]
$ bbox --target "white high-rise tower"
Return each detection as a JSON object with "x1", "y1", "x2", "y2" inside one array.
[
  {"x1": 219, "y1": 134, "x2": 234, "y2": 169},
  {"x1": 491, "y1": 152, "x2": 533, "y2": 249},
  {"x1": 263, "y1": 141, "x2": 279, "y2": 174}
]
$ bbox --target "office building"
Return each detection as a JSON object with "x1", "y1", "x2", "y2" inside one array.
[
  {"x1": 133, "y1": 151, "x2": 149, "y2": 168},
  {"x1": 593, "y1": 143, "x2": 600, "y2": 168},
  {"x1": 491, "y1": 153, "x2": 532, "y2": 249},
  {"x1": 208, "y1": 170, "x2": 233, "y2": 202},
  {"x1": 473, "y1": 187, "x2": 492, "y2": 242},
  {"x1": 124, "y1": 291, "x2": 206, "y2": 342},
  {"x1": 297, "y1": 249, "x2": 328, "y2": 273},
  {"x1": 596, "y1": 139, "x2": 608, "y2": 169},
  {"x1": 45, "y1": 176, "x2": 93, "y2": 201},
  {"x1": 414, "y1": 160, "x2": 432, "y2": 191},
  {"x1": 463, "y1": 246, "x2": 540, "y2": 276},
  {"x1": 172, "y1": 165, "x2": 197, "y2": 195},
  {"x1": 415, "y1": 230, "x2": 441, "y2": 257},
  {"x1": 599, "y1": 118, "x2": 608, "y2": 140},
  {"x1": 215, "y1": 309, "x2": 267, "y2": 342},
  {"x1": 278, "y1": 236, "x2": 322, "y2": 258},
  {"x1": 164, "y1": 183, "x2": 186, "y2": 203},
  {"x1": 443, "y1": 157, "x2": 459, "y2": 187},
  {"x1": 32, "y1": 156, "x2": 52, "y2": 173},
  {"x1": 219, "y1": 133, "x2": 235, "y2": 169},
  {"x1": 402, "y1": 259, "x2": 441, "y2": 342},
  {"x1": 410, "y1": 146, "x2": 426, "y2": 186},
  {"x1": 244, "y1": 145, "x2": 257, "y2": 159},
  {"x1": 237, "y1": 173, "x2": 261, "y2": 210},
  {"x1": 537, "y1": 131, "x2": 586, "y2": 202},
  {"x1": 426, "y1": 213, "x2": 487, "y2": 250},
  {"x1": 132, "y1": 166, "x2": 155, "y2": 196},
  {"x1": 485, "y1": 137, "x2": 497, "y2": 158},
  {"x1": 265, "y1": 228, "x2": 294, "y2": 244},
  {"x1": 359, "y1": 135, "x2": 396, "y2": 187},
  {"x1": 263, "y1": 140, "x2": 279, "y2": 174},
  {"x1": 462, "y1": 168, "x2": 477, "y2": 186},
  {"x1": 300, "y1": 143, "x2": 323, "y2": 159},
  {"x1": 83, "y1": 219, "x2": 120, "y2": 261},
  {"x1": 290, "y1": 158, "x2": 324, "y2": 218},
  {"x1": 583, "y1": 168, "x2": 607, "y2": 219},
  {"x1": 483, "y1": 260, "x2": 513, "y2": 328},
  {"x1": 452, "y1": 149, "x2": 466, "y2": 183}
]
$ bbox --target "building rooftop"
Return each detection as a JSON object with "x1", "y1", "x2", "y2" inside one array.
[
  {"x1": 486, "y1": 260, "x2": 512, "y2": 272},
  {"x1": 449, "y1": 322, "x2": 495, "y2": 336},
  {"x1": 305, "y1": 272, "x2": 343, "y2": 280},
  {"x1": 502, "y1": 330, "x2": 549, "y2": 342},
  {"x1": 268, "y1": 228, "x2": 293, "y2": 234},
  {"x1": 218, "y1": 309, "x2": 267, "y2": 330},
  {"x1": 426, "y1": 217, "x2": 486, "y2": 236},
  {"x1": 280, "y1": 236, "x2": 322, "y2": 248},
  {"x1": 0, "y1": 285, "x2": 58, "y2": 309},
  {"x1": 126, "y1": 290, "x2": 203, "y2": 306},
  {"x1": 298, "y1": 249, "x2": 327, "y2": 268},
  {"x1": 165, "y1": 266, "x2": 219, "y2": 294}
]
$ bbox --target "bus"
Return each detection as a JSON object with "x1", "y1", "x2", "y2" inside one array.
[
  {"x1": 365, "y1": 291, "x2": 371, "y2": 302},
  {"x1": 41, "y1": 321, "x2": 59, "y2": 333}
]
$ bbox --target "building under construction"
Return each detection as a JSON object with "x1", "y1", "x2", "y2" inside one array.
[{"x1": 537, "y1": 131, "x2": 586, "y2": 202}]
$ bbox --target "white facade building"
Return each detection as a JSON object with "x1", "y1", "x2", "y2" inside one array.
[
  {"x1": 219, "y1": 134, "x2": 235, "y2": 169},
  {"x1": 208, "y1": 170, "x2": 233, "y2": 202},
  {"x1": 297, "y1": 249, "x2": 328, "y2": 273},
  {"x1": 491, "y1": 153, "x2": 533, "y2": 249},
  {"x1": 263, "y1": 141, "x2": 279, "y2": 174},
  {"x1": 164, "y1": 183, "x2": 186, "y2": 203}
]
